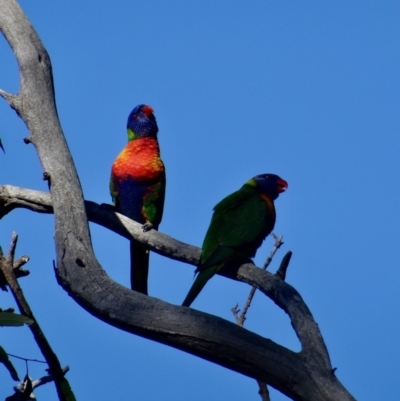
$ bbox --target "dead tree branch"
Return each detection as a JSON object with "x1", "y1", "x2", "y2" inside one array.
[
  {"x1": 8, "y1": 366, "x2": 70, "y2": 400},
  {"x1": 0, "y1": 233, "x2": 74, "y2": 400},
  {"x1": 233, "y1": 236, "x2": 285, "y2": 401},
  {"x1": 0, "y1": 184, "x2": 353, "y2": 400},
  {"x1": 0, "y1": 1, "x2": 355, "y2": 400}
]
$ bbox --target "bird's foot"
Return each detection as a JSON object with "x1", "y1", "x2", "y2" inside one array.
[{"x1": 142, "y1": 222, "x2": 154, "y2": 232}]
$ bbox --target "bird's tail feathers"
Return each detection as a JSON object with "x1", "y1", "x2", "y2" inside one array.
[
  {"x1": 182, "y1": 266, "x2": 215, "y2": 307},
  {"x1": 130, "y1": 240, "x2": 149, "y2": 295}
]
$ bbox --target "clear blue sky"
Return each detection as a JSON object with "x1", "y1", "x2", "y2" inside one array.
[{"x1": 1, "y1": 1, "x2": 400, "y2": 400}]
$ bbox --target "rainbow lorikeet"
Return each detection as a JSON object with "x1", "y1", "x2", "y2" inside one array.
[
  {"x1": 110, "y1": 104, "x2": 166, "y2": 295},
  {"x1": 182, "y1": 174, "x2": 288, "y2": 307}
]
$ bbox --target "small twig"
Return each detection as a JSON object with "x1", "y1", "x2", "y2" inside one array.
[
  {"x1": 13, "y1": 255, "x2": 30, "y2": 279},
  {"x1": 0, "y1": 89, "x2": 20, "y2": 115},
  {"x1": 235, "y1": 287, "x2": 255, "y2": 326},
  {"x1": 0, "y1": 88, "x2": 14, "y2": 103},
  {"x1": 7, "y1": 232, "x2": 18, "y2": 264},
  {"x1": 9, "y1": 366, "x2": 70, "y2": 400},
  {"x1": 0, "y1": 232, "x2": 73, "y2": 401},
  {"x1": 7, "y1": 353, "x2": 47, "y2": 364},
  {"x1": 258, "y1": 381, "x2": 271, "y2": 401},
  {"x1": 275, "y1": 251, "x2": 292, "y2": 281},
  {"x1": 13, "y1": 255, "x2": 30, "y2": 270},
  {"x1": 232, "y1": 235, "x2": 284, "y2": 401},
  {"x1": 231, "y1": 303, "x2": 240, "y2": 323},
  {"x1": 233, "y1": 234, "x2": 284, "y2": 326},
  {"x1": 262, "y1": 234, "x2": 284, "y2": 270},
  {"x1": 31, "y1": 366, "x2": 69, "y2": 390}
]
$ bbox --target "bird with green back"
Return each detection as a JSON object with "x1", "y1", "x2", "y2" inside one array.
[{"x1": 182, "y1": 174, "x2": 288, "y2": 307}]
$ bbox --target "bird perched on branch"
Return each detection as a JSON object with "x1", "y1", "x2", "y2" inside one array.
[
  {"x1": 110, "y1": 104, "x2": 166, "y2": 295},
  {"x1": 182, "y1": 174, "x2": 288, "y2": 307}
]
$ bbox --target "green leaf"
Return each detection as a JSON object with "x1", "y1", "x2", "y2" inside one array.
[
  {"x1": 0, "y1": 346, "x2": 19, "y2": 381},
  {"x1": 0, "y1": 311, "x2": 33, "y2": 327}
]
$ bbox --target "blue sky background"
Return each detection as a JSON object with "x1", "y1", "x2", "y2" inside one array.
[{"x1": 1, "y1": 1, "x2": 400, "y2": 400}]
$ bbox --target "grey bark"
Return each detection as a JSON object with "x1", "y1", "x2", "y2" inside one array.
[{"x1": 0, "y1": 1, "x2": 356, "y2": 400}]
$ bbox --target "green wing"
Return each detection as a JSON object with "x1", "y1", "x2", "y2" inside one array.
[
  {"x1": 109, "y1": 175, "x2": 118, "y2": 205},
  {"x1": 199, "y1": 186, "x2": 275, "y2": 271},
  {"x1": 142, "y1": 169, "x2": 166, "y2": 228},
  {"x1": 182, "y1": 186, "x2": 276, "y2": 307}
]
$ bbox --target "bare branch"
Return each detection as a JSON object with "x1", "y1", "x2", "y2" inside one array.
[
  {"x1": 233, "y1": 236, "x2": 286, "y2": 400},
  {"x1": 0, "y1": 1, "x2": 355, "y2": 400},
  {"x1": 13, "y1": 255, "x2": 30, "y2": 270},
  {"x1": 0, "y1": 185, "x2": 352, "y2": 400},
  {"x1": 263, "y1": 234, "x2": 284, "y2": 270},
  {"x1": 0, "y1": 233, "x2": 74, "y2": 401},
  {"x1": 9, "y1": 367, "x2": 70, "y2": 400},
  {"x1": 0, "y1": 89, "x2": 20, "y2": 111},
  {"x1": 13, "y1": 255, "x2": 30, "y2": 278},
  {"x1": 7, "y1": 232, "x2": 18, "y2": 263},
  {"x1": 7, "y1": 353, "x2": 46, "y2": 364},
  {"x1": 31, "y1": 366, "x2": 70, "y2": 390},
  {"x1": 275, "y1": 251, "x2": 292, "y2": 281},
  {"x1": 234, "y1": 235, "x2": 284, "y2": 327},
  {"x1": 258, "y1": 382, "x2": 271, "y2": 401},
  {"x1": 0, "y1": 185, "x2": 200, "y2": 265}
]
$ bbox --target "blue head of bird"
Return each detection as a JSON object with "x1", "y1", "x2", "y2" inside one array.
[
  {"x1": 251, "y1": 174, "x2": 288, "y2": 200},
  {"x1": 127, "y1": 104, "x2": 158, "y2": 140}
]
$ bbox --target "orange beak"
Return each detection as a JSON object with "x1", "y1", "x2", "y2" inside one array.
[
  {"x1": 277, "y1": 178, "x2": 288, "y2": 193},
  {"x1": 141, "y1": 105, "x2": 154, "y2": 117}
]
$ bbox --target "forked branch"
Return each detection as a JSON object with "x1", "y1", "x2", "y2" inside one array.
[
  {"x1": 0, "y1": 1, "x2": 355, "y2": 400},
  {"x1": 0, "y1": 233, "x2": 74, "y2": 400}
]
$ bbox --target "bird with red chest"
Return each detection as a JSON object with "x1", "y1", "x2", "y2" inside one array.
[{"x1": 110, "y1": 104, "x2": 166, "y2": 295}]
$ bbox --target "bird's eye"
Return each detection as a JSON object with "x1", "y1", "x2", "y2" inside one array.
[{"x1": 132, "y1": 114, "x2": 137, "y2": 120}]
